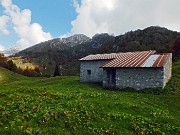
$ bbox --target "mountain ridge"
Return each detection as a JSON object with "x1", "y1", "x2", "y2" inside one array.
[{"x1": 14, "y1": 26, "x2": 180, "y2": 76}]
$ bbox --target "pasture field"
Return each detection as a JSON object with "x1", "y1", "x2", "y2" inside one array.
[
  {"x1": 0, "y1": 61, "x2": 179, "y2": 134},
  {"x1": 10, "y1": 57, "x2": 36, "y2": 70}
]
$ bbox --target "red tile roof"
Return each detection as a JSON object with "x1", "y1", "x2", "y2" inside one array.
[
  {"x1": 79, "y1": 53, "x2": 120, "y2": 61},
  {"x1": 79, "y1": 50, "x2": 171, "y2": 68},
  {"x1": 151, "y1": 54, "x2": 170, "y2": 67}
]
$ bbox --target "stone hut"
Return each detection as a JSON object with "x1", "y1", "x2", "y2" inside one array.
[{"x1": 79, "y1": 50, "x2": 172, "y2": 90}]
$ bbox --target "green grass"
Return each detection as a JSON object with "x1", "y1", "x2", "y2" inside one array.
[
  {"x1": 0, "y1": 67, "x2": 28, "y2": 84},
  {"x1": 0, "y1": 61, "x2": 180, "y2": 135}
]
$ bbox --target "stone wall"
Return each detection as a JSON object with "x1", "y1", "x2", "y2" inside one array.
[
  {"x1": 80, "y1": 60, "x2": 108, "y2": 82},
  {"x1": 163, "y1": 54, "x2": 172, "y2": 87},
  {"x1": 80, "y1": 54, "x2": 172, "y2": 89},
  {"x1": 103, "y1": 68, "x2": 164, "y2": 90}
]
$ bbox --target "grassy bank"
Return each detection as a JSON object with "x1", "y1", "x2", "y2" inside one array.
[{"x1": 0, "y1": 61, "x2": 179, "y2": 134}]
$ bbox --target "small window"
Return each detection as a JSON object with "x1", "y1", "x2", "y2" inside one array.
[{"x1": 87, "y1": 70, "x2": 91, "y2": 75}]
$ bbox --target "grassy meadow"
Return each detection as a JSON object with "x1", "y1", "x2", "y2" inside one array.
[
  {"x1": 0, "y1": 61, "x2": 179, "y2": 134},
  {"x1": 8, "y1": 57, "x2": 36, "y2": 70}
]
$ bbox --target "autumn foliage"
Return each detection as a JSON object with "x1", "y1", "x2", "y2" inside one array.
[{"x1": 0, "y1": 53, "x2": 41, "y2": 77}]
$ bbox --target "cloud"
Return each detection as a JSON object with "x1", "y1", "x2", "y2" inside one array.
[
  {"x1": 72, "y1": 0, "x2": 80, "y2": 10},
  {"x1": 0, "y1": 15, "x2": 10, "y2": 34},
  {"x1": 0, "y1": 0, "x2": 52, "y2": 49},
  {"x1": 0, "y1": 44, "x2": 5, "y2": 51},
  {"x1": 71, "y1": 0, "x2": 180, "y2": 37}
]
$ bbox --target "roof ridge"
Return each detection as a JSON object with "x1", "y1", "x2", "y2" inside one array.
[{"x1": 79, "y1": 50, "x2": 156, "y2": 61}]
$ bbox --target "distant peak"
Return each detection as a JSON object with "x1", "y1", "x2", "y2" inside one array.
[
  {"x1": 3, "y1": 46, "x2": 22, "y2": 56},
  {"x1": 61, "y1": 34, "x2": 91, "y2": 46},
  {"x1": 143, "y1": 26, "x2": 169, "y2": 31},
  {"x1": 62, "y1": 34, "x2": 90, "y2": 39}
]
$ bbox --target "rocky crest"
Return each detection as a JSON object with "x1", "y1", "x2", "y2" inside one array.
[{"x1": 14, "y1": 26, "x2": 180, "y2": 76}]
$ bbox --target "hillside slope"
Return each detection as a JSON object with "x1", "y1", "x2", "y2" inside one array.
[
  {"x1": 0, "y1": 67, "x2": 27, "y2": 84},
  {"x1": 15, "y1": 26, "x2": 180, "y2": 76},
  {"x1": 0, "y1": 61, "x2": 179, "y2": 134}
]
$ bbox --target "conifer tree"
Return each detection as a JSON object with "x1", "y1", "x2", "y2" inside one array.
[{"x1": 54, "y1": 63, "x2": 60, "y2": 77}]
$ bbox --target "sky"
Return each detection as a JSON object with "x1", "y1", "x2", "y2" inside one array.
[{"x1": 0, "y1": 0, "x2": 180, "y2": 51}]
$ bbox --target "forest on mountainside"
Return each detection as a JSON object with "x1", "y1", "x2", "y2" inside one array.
[{"x1": 6, "y1": 26, "x2": 180, "y2": 76}]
